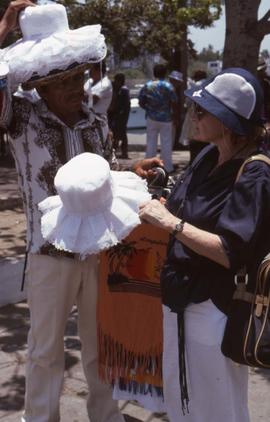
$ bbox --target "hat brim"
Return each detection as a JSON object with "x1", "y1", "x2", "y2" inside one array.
[
  {"x1": 39, "y1": 172, "x2": 151, "y2": 258},
  {"x1": 184, "y1": 84, "x2": 261, "y2": 136},
  {"x1": 169, "y1": 76, "x2": 183, "y2": 82},
  {"x1": 22, "y1": 62, "x2": 91, "y2": 90},
  {"x1": 1, "y1": 25, "x2": 106, "y2": 90}
]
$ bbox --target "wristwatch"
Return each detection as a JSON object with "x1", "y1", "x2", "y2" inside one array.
[{"x1": 172, "y1": 219, "x2": 185, "y2": 237}]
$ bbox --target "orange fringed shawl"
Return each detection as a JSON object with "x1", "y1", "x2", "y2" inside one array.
[{"x1": 97, "y1": 224, "x2": 169, "y2": 389}]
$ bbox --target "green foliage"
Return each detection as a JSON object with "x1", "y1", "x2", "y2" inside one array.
[
  {"x1": 197, "y1": 44, "x2": 222, "y2": 61},
  {"x1": 61, "y1": 0, "x2": 222, "y2": 63}
]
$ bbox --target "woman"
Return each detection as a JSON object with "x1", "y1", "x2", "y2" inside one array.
[{"x1": 139, "y1": 68, "x2": 270, "y2": 422}]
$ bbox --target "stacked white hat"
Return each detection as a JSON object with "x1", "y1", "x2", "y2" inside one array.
[
  {"x1": 39, "y1": 153, "x2": 151, "y2": 258},
  {"x1": 0, "y1": 3, "x2": 107, "y2": 90}
]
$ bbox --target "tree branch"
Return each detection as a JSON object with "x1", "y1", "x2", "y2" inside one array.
[{"x1": 258, "y1": 9, "x2": 270, "y2": 37}]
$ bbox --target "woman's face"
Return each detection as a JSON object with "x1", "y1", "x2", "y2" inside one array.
[{"x1": 191, "y1": 103, "x2": 224, "y2": 144}]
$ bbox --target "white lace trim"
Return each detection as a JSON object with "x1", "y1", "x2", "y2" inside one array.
[{"x1": 0, "y1": 25, "x2": 106, "y2": 88}]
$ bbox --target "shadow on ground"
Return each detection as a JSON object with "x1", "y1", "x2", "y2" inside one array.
[{"x1": 0, "y1": 302, "x2": 81, "y2": 411}]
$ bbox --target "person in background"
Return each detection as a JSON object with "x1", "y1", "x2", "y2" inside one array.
[
  {"x1": 108, "y1": 72, "x2": 130, "y2": 159},
  {"x1": 139, "y1": 67, "x2": 270, "y2": 422},
  {"x1": 187, "y1": 70, "x2": 208, "y2": 163},
  {"x1": 84, "y1": 60, "x2": 113, "y2": 115},
  {"x1": 139, "y1": 63, "x2": 177, "y2": 173},
  {"x1": 179, "y1": 69, "x2": 208, "y2": 163},
  {"x1": 169, "y1": 70, "x2": 184, "y2": 150}
]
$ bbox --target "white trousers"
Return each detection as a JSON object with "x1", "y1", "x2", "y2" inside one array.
[
  {"x1": 23, "y1": 253, "x2": 125, "y2": 422},
  {"x1": 146, "y1": 117, "x2": 174, "y2": 173},
  {"x1": 163, "y1": 300, "x2": 250, "y2": 422}
]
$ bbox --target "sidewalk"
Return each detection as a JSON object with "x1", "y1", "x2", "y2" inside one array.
[{"x1": 0, "y1": 133, "x2": 269, "y2": 421}]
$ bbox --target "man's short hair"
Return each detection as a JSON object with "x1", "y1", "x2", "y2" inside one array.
[
  {"x1": 114, "y1": 73, "x2": 125, "y2": 86},
  {"x1": 153, "y1": 64, "x2": 167, "y2": 79}
]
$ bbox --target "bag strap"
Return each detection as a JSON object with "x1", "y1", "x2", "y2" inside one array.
[
  {"x1": 235, "y1": 154, "x2": 270, "y2": 282},
  {"x1": 235, "y1": 153, "x2": 270, "y2": 183}
]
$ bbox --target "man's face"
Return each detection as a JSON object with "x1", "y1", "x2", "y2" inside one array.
[{"x1": 38, "y1": 70, "x2": 85, "y2": 112}]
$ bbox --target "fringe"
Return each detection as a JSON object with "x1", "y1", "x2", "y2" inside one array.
[
  {"x1": 177, "y1": 311, "x2": 189, "y2": 415},
  {"x1": 98, "y1": 326, "x2": 163, "y2": 388},
  {"x1": 117, "y1": 378, "x2": 163, "y2": 397}
]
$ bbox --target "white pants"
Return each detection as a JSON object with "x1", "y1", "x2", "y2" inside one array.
[
  {"x1": 146, "y1": 117, "x2": 173, "y2": 173},
  {"x1": 163, "y1": 301, "x2": 250, "y2": 422},
  {"x1": 23, "y1": 253, "x2": 124, "y2": 422}
]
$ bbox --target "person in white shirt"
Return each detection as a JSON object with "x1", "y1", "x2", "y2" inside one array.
[{"x1": 84, "y1": 61, "x2": 113, "y2": 115}]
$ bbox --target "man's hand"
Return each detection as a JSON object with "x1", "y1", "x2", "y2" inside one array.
[
  {"x1": 132, "y1": 157, "x2": 163, "y2": 179},
  {"x1": 0, "y1": 0, "x2": 34, "y2": 45}
]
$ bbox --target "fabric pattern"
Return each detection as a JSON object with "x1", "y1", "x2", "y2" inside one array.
[
  {"x1": 0, "y1": 83, "x2": 116, "y2": 254},
  {"x1": 97, "y1": 224, "x2": 169, "y2": 392}
]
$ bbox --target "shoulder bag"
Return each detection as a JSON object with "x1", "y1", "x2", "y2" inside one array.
[{"x1": 221, "y1": 154, "x2": 270, "y2": 368}]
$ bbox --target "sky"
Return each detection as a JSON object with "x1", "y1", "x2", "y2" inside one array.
[{"x1": 189, "y1": 1, "x2": 270, "y2": 53}]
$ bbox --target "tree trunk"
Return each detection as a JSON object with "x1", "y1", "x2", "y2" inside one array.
[{"x1": 223, "y1": 0, "x2": 263, "y2": 73}]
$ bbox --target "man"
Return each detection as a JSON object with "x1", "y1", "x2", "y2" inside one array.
[
  {"x1": 84, "y1": 60, "x2": 113, "y2": 115},
  {"x1": 139, "y1": 64, "x2": 177, "y2": 173},
  {"x1": 108, "y1": 73, "x2": 130, "y2": 159},
  {"x1": 0, "y1": 3, "x2": 161, "y2": 421}
]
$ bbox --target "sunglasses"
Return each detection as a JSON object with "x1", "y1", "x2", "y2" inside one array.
[{"x1": 192, "y1": 103, "x2": 206, "y2": 120}]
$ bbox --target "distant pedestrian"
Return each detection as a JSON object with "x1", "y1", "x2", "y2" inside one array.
[
  {"x1": 169, "y1": 70, "x2": 184, "y2": 150},
  {"x1": 180, "y1": 69, "x2": 208, "y2": 164},
  {"x1": 84, "y1": 60, "x2": 113, "y2": 115},
  {"x1": 108, "y1": 73, "x2": 130, "y2": 159},
  {"x1": 139, "y1": 64, "x2": 177, "y2": 173}
]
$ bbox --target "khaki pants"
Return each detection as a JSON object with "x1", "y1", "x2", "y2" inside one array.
[{"x1": 23, "y1": 253, "x2": 124, "y2": 422}]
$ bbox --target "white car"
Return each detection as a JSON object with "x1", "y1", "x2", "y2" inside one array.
[{"x1": 127, "y1": 97, "x2": 146, "y2": 129}]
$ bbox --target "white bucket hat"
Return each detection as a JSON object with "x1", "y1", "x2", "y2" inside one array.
[
  {"x1": 38, "y1": 153, "x2": 151, "y2": 257},
  {"x1": 0, "y1": 3, "x2": 107, "y2": 90}
]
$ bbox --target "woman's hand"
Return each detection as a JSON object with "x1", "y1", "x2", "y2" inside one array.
[
  {"x1": 139, "y1": 200, "x2": 230, "y2": 268},
  {"x1": 139, "y1": 199, "x2": 177, "y2": 232}
]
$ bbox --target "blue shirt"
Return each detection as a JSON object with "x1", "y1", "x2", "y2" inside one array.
[{"x1": 138, "y1": 79, "x2": 177, "y2": 122}]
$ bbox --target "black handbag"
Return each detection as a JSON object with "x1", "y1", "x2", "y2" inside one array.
[
  {"x1": 221, "y1": 253, "x2": 270, "y2": 368},
  {"x1": 221, "y1": 154, "x2": 270, "y2": 368}
]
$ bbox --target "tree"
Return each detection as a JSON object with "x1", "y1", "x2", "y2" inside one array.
[
  {"x1": 223, "y1": 0, "x2": 270, "y2": 72},
  {"x1": 63, "y1": 0, "x2": 222, "y2": 74}
]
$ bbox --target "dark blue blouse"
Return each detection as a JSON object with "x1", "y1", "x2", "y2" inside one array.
[{"x1": 161, "y1": 144, "x2": 270, "y2": 315}]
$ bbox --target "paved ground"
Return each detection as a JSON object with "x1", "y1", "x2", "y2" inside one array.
[{"x1": 0, "y1": 130, "x2": 269, "y2": 421}]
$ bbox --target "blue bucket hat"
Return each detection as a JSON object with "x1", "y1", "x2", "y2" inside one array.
[{"x1": 185, "y1": 67, "x2": 264, "y2": 136}]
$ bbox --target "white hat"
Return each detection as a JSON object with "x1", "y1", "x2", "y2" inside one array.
[
  {"x1": 0, "y1": 4, "x2": 107, "y2": 90},
  {"x1": 38, "y1": 153, "x2": 151, "y2": 258}
]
